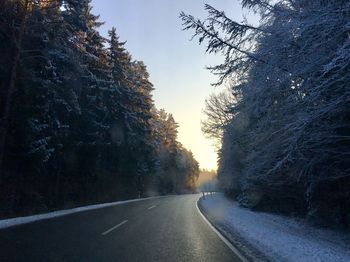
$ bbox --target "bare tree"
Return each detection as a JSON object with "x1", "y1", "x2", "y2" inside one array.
[{"x1": 201, "y1": 88, "x2": 235, "y2": 142}]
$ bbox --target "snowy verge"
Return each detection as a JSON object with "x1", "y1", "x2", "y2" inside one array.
[
  {"x1": 0, "y1": 196, "x2": 164, "y2": 230},
  {"x1": 199, "y1": 194, "x2": 350, "y2": 262},
  {"x1": 196, "y1": 197, "x2": 249, "y2": 262}
]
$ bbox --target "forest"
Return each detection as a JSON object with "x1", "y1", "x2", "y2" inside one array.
[
  {"x1": 182, "y1": 0, "x2": 350, "y2": 227},
  {"x1": 0, "y1": 0, "x2": 199, "y2": 218}
]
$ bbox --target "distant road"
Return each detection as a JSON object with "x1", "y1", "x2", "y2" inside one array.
[{"x1": 0, "y1": 194, "x2": 242, "y2": 262}]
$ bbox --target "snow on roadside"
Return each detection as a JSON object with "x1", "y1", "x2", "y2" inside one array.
[
  {"x1": 0, "y1": 196, "x2": 163, "y2": 230},
  {"x1": 199, "y1": 194, "x2": 350, "y2": 262}
]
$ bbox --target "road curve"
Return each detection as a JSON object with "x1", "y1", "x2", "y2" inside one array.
[{"x1": 0, "y1": 194, "x2": 242, "y2": 262}]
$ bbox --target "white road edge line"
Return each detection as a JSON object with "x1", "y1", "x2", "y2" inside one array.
[
  {"x1": 196, "y1": 198, "x2": 248, "y2": 262},
  {"x1": 147, "y1": 205, "x2": 157, "y2": 210},
  {"x1": 101, "y1": 220, "x2": 128, "y2": 236}
]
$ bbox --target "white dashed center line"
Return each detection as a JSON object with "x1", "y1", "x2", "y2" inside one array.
[
  {"x1": 147, "y1": 205, "x2": 157, "y2": 210},
  {"x1": 101, "y1": 220, "x2": 128, "y2": 236}
]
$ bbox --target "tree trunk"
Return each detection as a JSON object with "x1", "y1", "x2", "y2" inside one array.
[
  {"x1": 55, "y1": 159, "x2": 62, "y2": 206},
  {"x1": 0, "y1": 0, "x2": 30, "y2": 182}
]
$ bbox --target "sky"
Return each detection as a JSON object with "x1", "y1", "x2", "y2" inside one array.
[{"x1": 91, "y1": 0, "x2": 256, "y2": 171}]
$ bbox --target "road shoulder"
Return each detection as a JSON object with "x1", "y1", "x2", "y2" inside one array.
[
  {"x1": 0, "y1": 196, "x2": 165, "y2": 230},
  {"x1": 197, "y1": 195, "x2": 267, "y2": 262},
  {"x1": 198, "y1": 194, "x2": 350, "y2": 262}
]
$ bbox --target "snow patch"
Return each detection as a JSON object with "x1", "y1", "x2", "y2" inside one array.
[
  {"x1": 200, "y1": 194, "x2": 350, "y2": 262},
  {"x1": 0, "y1": 196, "x2": 163, "y2": 230}
]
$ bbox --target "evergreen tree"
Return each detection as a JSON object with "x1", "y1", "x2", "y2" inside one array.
[{"x1": 0, "y1": 0, "x2": 200, "y2": 218}]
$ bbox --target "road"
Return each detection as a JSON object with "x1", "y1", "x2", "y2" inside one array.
[{"x1": 0, "y1": 194, "x2": 242, "y2": 262}]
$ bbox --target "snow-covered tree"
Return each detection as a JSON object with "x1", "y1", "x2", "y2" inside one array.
[
  {"x1": 0, "y1": 0, "x2": 200, "y2": 217},
  {"x1": 183, "y1": 0, "x2": 350, "y2": 225}
]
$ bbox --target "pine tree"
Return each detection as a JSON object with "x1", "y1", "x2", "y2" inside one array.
[{"x1": 0, "y1": 0, "x2": 201, "y2": 217}]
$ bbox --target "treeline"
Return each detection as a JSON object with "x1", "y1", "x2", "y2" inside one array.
[
  {"x1": 182, "y1": 0, "x2": 350, "y2": 226},
  {"x1": 0, "y1": 0, "x2": 199, "y2": 218},
  {"x1": 196, "y1": 169, "x2": 218, "y2": 193},
  {"x1": 195, "y1": 169, "x2": 216, "y2": 189}
]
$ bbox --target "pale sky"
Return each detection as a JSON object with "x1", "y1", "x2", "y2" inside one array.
[{"x1": 91, "y1": 0, "x2": 256, "y2": 170}]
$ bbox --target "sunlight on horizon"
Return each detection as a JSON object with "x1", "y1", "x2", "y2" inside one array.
[{"x1": 91, "y1": 0, "x2": 256, "y2": 170}]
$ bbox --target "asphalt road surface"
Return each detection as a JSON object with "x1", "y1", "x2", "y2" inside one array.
[{"x1": 0, "y1": 194, "x2": 242, "y2": 262}]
